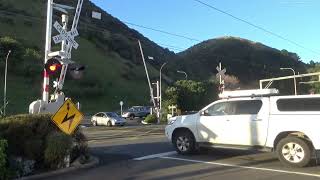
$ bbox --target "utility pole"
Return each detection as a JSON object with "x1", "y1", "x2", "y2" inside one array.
[
  {"x1": 152, "y1": 81, "x2": 160, "y2": 123},
  {"x1": 43, "y1": 0, "x2": 54, "y2": 103},
  {"x1": 219, "y1": 62, "x2": 222, "y2": 85},
  {"x1": 3, "y1": 50, "x2": 11, "y2": 116},
  {"x1": 159, "y1": 62, "x2": 167, "y2": 122},
  {"x1": 138, "y1": 40, "x2": 156, "y2": 109}
]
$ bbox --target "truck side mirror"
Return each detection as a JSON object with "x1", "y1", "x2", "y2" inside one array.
[{"x1": 201, "y1": 110, "x2": 209, "y2": 116}]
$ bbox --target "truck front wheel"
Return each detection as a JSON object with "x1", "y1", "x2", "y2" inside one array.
[
  {"x1": 276, "y1": 136, "x2": 313, "y2": 167},
  {"x1": 173, "y1": 130, "x2": 196, "y2": 155}
]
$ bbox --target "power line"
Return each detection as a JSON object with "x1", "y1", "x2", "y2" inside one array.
[
  {"x1": 192, "y1": 0, "x2": 320, "y2": 56},
  {"x1": 0, "y1": 10, "x2": 187, "y2": 52},
  {"x1": 156, "y1": 43, "x2": 187, "y2": 51},
  {"x1": 123, "y1": 21, "x2": 201, "y2": 42}
]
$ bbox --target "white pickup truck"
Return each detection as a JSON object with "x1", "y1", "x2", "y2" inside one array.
[{"x1": 165, "y1": 89, "x2": 320, "y2": 167}]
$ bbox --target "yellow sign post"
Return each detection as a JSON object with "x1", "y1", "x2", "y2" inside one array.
[{"x1": 51, "y1": 99, "x2": 84, "y2": 135}]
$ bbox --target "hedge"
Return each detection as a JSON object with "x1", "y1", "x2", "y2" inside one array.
[{"x1": 0, "y1": 114, "x2": 88, "y2": 177}]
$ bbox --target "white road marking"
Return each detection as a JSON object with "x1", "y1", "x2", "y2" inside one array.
[
  {"x1": 133, "y1": 151, "x2": 177, "y2": 161},
  {"x1": 160, "y1": 156, "x2": 320, "y2": 178}
]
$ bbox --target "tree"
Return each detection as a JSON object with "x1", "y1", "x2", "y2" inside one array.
[
  {"x1": 164, "y1": 80, "x2": 218, "y2": 112},
  {"x1": 223, "y1": 75, "x2": 240, "y2": 90},
  {"x1": 306, "y1": 65, "x2": 320, "y2": 94}
]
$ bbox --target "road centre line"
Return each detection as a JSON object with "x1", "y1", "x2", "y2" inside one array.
[
  {"x1": 133, "y1": 151, "x2": 177, "y2": 161},
  {"x1": 160, "y1": 156, "x2": 320, "y2": 178}
]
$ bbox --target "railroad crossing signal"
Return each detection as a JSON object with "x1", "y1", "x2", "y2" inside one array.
[
  {"x1": 53, "y1": 21, "x2": 79, "y2": 49},
  {"x1": 51, "y1": 99, "x2": 83, "y2": 135},
  {"x1": 216, "y1": 66, "x2": 226, "y2": 78},
  {"x1": 216, "y1": 62, "x2": 226, "y2": 92}
]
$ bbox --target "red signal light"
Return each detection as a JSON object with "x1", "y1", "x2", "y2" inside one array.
[
  {"x1": 49, "y1": 64, "x2": 57, "y2": 71},
  {"x1": 45, "y1": 58, "x2": 62, "y2": 75}
]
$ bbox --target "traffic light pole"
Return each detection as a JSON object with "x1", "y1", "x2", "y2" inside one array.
[{"x1": 43, "y1": 0, "x2": 53, "y2": 102}]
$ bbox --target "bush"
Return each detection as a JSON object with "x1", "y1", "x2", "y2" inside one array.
[
  {"x1": 0, "y1": 114, "x2": 87, "y2": 173},
  {"x1": 44, "y1": 132, "x2": 73, "y2": 169},
  {"x1": 0, "y1": 139, "x2": 9, "y2": 180},
  {"x1": 0, "y1": 114, "x2": 55, "y2": 161},
  {"x1": 71, "y1": 129, "x2": 89, "y2": 164},
  {"x1": 144, "y1": 114, "x2": 157, "y2": 124}
]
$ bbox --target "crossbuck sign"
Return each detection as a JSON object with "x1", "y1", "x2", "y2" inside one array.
[
  {"x1": 216, "y1": 66, "x2": 226, "y2": 78},
  {"x1": 53, "y1": 21, "x2": 79, "y2": 49}
]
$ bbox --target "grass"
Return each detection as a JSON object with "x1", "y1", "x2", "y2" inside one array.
[
  {"x1": 0, "y1": 36, "x2": 159, "y2": 115},
  {"x1": 0, "y1": 75, "x2": 41, "y2": 115},
  {"x1": 0, "y1": 0, "x2": 165, "y2": 116}
]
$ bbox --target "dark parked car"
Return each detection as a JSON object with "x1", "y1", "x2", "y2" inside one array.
[{"x1": 121, "y1": 106, "x2": 151, "y2": 120}]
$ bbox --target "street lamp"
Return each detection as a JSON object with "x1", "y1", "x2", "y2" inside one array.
[
  {"x1": 3, "y1": 50, "x2": 11, "y2": 116},
  {"x1": 280, "y1": 67, "x2": 297, "y2": 95},
  {"x1": 177, "y1": 70, "x2": 187, "y2": 80}
]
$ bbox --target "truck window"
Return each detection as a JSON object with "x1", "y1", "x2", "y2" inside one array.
[
  {"x1": 206, "y1": 102, "x2": 231, "y2": 116},
  {"x1": 206, "y1": 100, "x2": 262, "y2": 116},
  {"x1": 277, "y1": 98, "x2": 320, "y2": 111},
  {"x1": 234, "y1": 100, "x2": 262, "y2": 115}
]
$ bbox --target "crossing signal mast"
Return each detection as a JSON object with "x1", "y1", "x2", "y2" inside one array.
[
  {"x1": 216, "y1": 62, "x2": 226, "y2": 93},
  {"x1": 29, "y1": 0, "x2": 84, "y2": 114}
]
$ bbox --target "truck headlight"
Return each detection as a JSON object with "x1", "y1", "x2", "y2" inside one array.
[{"x1": 168, "y1": 117, "x2": 177, "y2": 125}]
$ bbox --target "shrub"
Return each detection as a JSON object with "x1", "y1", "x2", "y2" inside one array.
[
  {"x1": 44, "y1": 132, "x2": 73, "y2": 169},
  {"x1": 0, "y1": 114, "x2": 88, "y2": 174},
  {"x1": 144, "y1": 114, "x2": 157, "y2": 124},
  {"x1": 0, "y1": 114, "x2": 55, "y2": 162},
  {"x1": 0, "y1": 139, "x2": 9, "y2": 180},
  {"x1": 71, "y1": 129, "x2": 89, "y2": 164}
]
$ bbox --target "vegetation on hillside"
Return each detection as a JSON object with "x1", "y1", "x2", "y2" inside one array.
[
  {"x1": 177, "y1": 37, "x2": 307, "y2": 87},
  {"x1": 0, "y1": 0, "x2": 176, "y2": 115}
]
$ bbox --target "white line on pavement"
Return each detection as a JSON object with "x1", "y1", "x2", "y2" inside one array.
[
  {"x1": 133, "y1": 151, "x2": 177, "y2": 161},
  {"x1": 160, "y1": 156, "x2": 320, "y2": 178}
]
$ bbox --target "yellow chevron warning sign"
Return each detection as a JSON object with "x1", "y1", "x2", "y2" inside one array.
[{"x1": 52, "y1": 99, "x2": 83, "y2": 135}]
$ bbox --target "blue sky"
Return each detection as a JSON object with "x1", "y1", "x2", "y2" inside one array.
[{"x1": 91, "y1": 0, "x2": 320, "y2": 63}]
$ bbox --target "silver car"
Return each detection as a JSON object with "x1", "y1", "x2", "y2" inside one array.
[{"x1": 91, "y1": 112, "x2": 126, "y2": 127}]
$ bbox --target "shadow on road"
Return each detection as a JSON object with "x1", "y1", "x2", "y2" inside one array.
[{"x1": 89, "y1": 141, "x2": 174, "y2": 165}]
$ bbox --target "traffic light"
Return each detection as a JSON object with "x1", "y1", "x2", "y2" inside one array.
[{"x1": 45, "y1": 58, "x2": 62, "y2": 76}]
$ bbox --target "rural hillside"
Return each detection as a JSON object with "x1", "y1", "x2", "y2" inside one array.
[
  {"x1": 0, "y1": 0, "x2": 309, "y2": 115},
  {"x1": 0, "y1": 0, "x2": 177, "y2": 114},
  {"x1": 177, "y1": 37, "x2": 307, "y2": 86}
]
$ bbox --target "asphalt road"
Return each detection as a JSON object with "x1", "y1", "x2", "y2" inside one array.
[{"x1": 46, "y1": 124, "x2": 320, "y2": 180}]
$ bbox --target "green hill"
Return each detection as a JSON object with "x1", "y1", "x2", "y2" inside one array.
[
  {"x1": 177, "y1": 36, "x2": 307, "y2": 86},
  {"x1": 0, "y1": 0, "x2": 176, "y2": 115}
]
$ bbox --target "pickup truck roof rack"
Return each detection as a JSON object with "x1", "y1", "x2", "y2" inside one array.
[{"x1": 219, "y1": 89, "x2": 279, "y2": 99}]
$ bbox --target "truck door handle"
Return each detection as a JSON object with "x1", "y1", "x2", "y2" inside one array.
[{"x1": 252, "y1": 118, "x2": 262, "y2": 121}]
